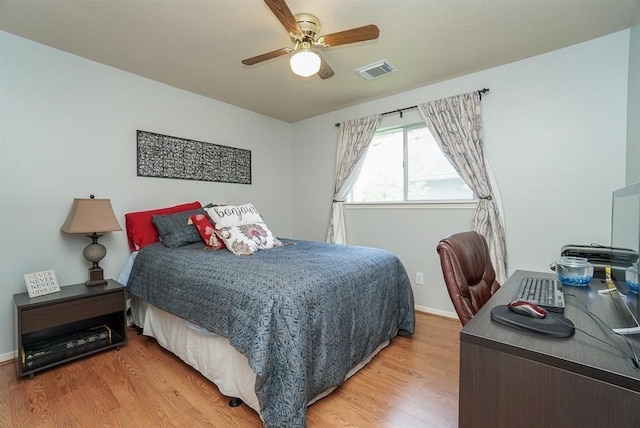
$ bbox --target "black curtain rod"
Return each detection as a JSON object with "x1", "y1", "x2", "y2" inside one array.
[
  {"x1": 380, "y1": 105, "x2": 418, "y2": 117},
  {"x1": 334, "y1": 88, "x2": 490, "y2": 127}
]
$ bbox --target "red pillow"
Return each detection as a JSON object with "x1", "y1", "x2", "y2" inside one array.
[
  {"x1": 189, "y1": 214, "x2": 226, "y2": 250},
  {"x1": 125, "y1": 201, "x2": 202, "y2": 251}
]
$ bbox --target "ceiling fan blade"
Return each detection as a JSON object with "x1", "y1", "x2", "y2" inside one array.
[
  {"x1": 321, "y1": 24, "x2": 380, "y2": 47},
  {"x1": 241, "y1": 47, "x2": 292, "y2": 65},
  {"x1": 264, "y1": 0, "x2": 302, "y2": 35},
  {"x1": 317, "y1": 54, "x2": 335, "y2": 80}
]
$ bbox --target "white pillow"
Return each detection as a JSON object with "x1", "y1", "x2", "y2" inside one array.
[
  {"x1": 205, "y1": 203, "x2": 264, "y2": 229},
  {"x1": 217, "y1": 222, "x2": 283, "y2": 256}
]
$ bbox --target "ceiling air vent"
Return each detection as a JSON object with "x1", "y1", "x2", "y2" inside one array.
[{"x1": 356, "y1": 60, "x2": 397, "y2": 80}]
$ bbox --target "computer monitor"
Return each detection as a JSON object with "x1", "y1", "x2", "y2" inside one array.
[{"x1": 608, "y1": 182, "x2": 640, "y2": 334}]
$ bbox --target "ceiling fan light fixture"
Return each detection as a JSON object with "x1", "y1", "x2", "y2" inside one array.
[
  {"x1": 241, "y1": 1, "x2": 380, "y2": 80},
  {"x1": 290, "y1": 50, "x2": 321, "y2": 77}
]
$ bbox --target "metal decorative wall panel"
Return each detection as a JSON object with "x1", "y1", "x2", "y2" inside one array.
[{"x1": 136, "y1": 130, "x2": 251, "y2": 184}]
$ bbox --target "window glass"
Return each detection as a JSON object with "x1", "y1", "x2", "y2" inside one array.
[
  {"x1": 350, "y1": 129, "x2": 403, "y2": 202},
  {"x1": 349, "y1": 124, "x2": 474, "y2": 203}
]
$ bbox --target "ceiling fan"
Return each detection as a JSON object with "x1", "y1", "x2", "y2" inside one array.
[{"x1": 241, "y1": 0, "x2": 380, "y2": 79}]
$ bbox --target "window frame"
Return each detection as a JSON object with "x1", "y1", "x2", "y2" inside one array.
[{"x1": 346, "y1": 122, "x2": 477, "y2": 205}]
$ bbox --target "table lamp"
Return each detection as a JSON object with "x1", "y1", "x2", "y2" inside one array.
[{"x1": 61, "y1": 195, "x2": 122, "y2": 286}]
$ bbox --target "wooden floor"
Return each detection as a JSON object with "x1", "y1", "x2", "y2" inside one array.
[{"x1": 0, "y1": 312, "x2": 461, "y2": 427}]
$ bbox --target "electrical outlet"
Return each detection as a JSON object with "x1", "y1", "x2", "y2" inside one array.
[{"x1": 416, "y1": 272, "x2": 424, "y2": 285}]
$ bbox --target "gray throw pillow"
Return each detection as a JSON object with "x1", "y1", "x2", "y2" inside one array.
[{"x1": 152, "y1": 208, "x2": 204, "y2": 248}]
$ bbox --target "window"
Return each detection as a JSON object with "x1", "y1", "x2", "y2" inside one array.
[{"x1": 349, "y1": 123, "x2": 474, "y2": 202}]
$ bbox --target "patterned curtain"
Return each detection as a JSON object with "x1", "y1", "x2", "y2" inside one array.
[
  {"x1": 418, "y1": 92, "x2": 508, "y2": 282},
  {"x1": 327, "y1": 114, "x2": 381, "y2": 244}
]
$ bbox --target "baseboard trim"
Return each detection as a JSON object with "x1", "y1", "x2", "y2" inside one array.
[
  {"x1": 415, "y1": 305, "x2": 459, "y2": 320},
  {"x1": 0, "y1": 350, "x2": 16, "y2": 364}
]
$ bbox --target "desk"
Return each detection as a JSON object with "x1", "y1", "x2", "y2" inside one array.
[{"x1": 459, "y1": 270, "x2": 640, "y2": 427}]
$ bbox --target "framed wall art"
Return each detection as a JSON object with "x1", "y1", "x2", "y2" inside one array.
[{"x1": 136, "y1": 130, "x2": 252, "y2": 184}]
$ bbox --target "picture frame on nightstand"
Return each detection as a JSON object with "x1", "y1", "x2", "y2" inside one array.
[{"x1": 24, "y1": 269, "x2": 61, "y2": 298}]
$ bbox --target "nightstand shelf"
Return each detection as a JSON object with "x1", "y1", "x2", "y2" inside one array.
[{"x1": 13, "y1": 279, "x2": 127, "y2": 379}]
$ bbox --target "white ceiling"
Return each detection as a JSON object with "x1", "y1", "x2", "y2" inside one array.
[{"x1": 1, "y1": 0, "x2": 639, "y2": 123}]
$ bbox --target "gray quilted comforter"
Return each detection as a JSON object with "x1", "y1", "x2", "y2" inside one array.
[{"x1": 126, "y1": 239, "x2": 415, "y2": 427}]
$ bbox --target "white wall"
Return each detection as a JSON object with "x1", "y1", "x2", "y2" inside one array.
[
  {"x1": 0, "y1": 31, "x2": 293, "y2": 356},
  {"x1": 628, "y1": 12, "x2": 640, "y2": 185},
  {"x1": 291, "y1": 31, "x2": 630, "y2": 315}
]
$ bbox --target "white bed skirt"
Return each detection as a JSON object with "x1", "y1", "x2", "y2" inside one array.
[{"x1": 130, "y1": 296, "x2": 390, "y2": 421}]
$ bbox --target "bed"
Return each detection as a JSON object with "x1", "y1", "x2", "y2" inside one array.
[{"x1": 121, "y1": 202, "x2": 415, "y2": 427}]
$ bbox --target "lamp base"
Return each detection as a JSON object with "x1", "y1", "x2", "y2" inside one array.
[
  {"x1": 83, "y1": 233, "x2": 108, "y2": 286},
  {"x1": 86, "y1": 266, "x2": 107, "y2": 286}
]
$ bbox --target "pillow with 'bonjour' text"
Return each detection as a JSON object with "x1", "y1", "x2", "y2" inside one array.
[{"x1": 205, "y1": 203, "x2": 263, "y2": 229}]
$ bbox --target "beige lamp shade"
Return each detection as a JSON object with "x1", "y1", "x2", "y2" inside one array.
[{"x1": 61, "y1": 198, "x2": 122, "y2": 234}]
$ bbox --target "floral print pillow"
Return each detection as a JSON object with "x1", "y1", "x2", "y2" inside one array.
[
  {"x1": 189, "y1": 214, "x2": 226, "y2": 250},
  {"x1": 217, "y1": 222, "x2": 283, "y2": 256}
]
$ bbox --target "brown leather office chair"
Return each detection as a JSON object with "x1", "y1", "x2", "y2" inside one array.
[{"x1": 436, "y1": 231, "x2": 500, "y2": 326}]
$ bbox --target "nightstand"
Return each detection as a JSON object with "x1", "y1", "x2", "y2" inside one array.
[{"x1": 13, "y1": 279, "x2": 127, "y2": 379}]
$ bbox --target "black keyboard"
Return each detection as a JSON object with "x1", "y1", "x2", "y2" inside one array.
[{"x1": 515, "y1": 276, "x2": 565, "y2": 313}]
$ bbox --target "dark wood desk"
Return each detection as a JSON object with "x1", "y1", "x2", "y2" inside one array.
[{"x1": 459, "y1": 270, "x2": 640, "y2": 427}]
